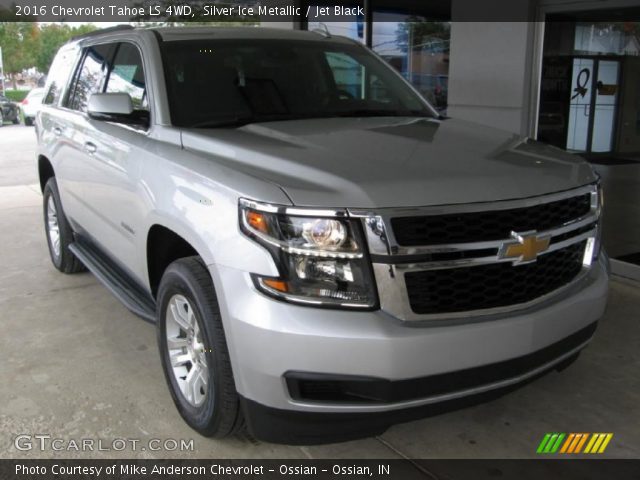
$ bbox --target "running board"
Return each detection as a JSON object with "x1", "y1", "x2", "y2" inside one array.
[{"x1": 69, "y1": 241, "x2": 156, "y2": 323}]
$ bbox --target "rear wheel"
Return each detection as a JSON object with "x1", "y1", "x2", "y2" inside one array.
[
  {"x1": 43, "y1": 178, "x2": 86, "y2": 273},
  {"x1": 0, "y1": 110, "x2": 4, "y2": 126},
  {"x1": 157, "y1": 257, "x2": 244, "y2": 437},
  {"x1": 24, "y1": 117, "x2": 33, "y2": 126},
  {"x1": 12, "y1": 114, "x2": 19, "y2": 124}
]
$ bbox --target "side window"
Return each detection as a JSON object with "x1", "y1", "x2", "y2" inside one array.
[
  {"x1": 43, "y1": 46, "x2": 79, "y2": 106},
  {"x1": 68, "y1": 43, "x2": 114, "y2": 112},
  {"x1": 105, "y1": 43, "x2": 148, "y2": 111}
]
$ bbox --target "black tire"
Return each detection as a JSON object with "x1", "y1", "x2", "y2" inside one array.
[
  {"x1": 12, "y1": 115, "x2": 20, "y2": 124},
  {"x1": 24, "y1": 117, "x2": 33, "y2": 126},
  {"x1": 0, "y1": 110, "x2": 4, "y2": 126},
  {"x1": 43, "y1": 178, "x2": 86, "y2": 273},
  {"x1": 157, "y1": 257, "x2": 244, "y2": 438}
]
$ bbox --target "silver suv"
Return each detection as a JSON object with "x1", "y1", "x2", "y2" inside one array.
[{"x1": 37, "y1": 26, "x2": 609, "y2": 444}]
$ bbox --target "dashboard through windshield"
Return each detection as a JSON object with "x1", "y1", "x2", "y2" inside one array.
[{"x1": 160, "y1": 38, "x2": 436, "y2": 128}]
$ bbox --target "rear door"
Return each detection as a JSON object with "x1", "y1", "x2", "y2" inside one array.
[{"x1": 47, "y1": 42, "x2": 115, "y2": 231}]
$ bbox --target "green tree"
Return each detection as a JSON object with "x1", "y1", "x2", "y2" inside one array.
[
  {"x1": 395, "y1": 19, "x2": 450, "y2": 54},
  {"x1": 36, "y1": 24, "x2": 96, "y2": 74},
  {"x1": 35, "y1": 24, "x2": 71, "y2": 73},
  {"x1": 0, "y1": 22, "x2": 39, "y2": 87}
]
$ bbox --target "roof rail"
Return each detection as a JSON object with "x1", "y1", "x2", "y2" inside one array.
[{"x1": 71, "y1": 25, "x2": 135, "y2": 41}]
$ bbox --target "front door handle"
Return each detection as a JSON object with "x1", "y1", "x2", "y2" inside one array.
[
  {"x1": 84, "y1": 142, "x2": 97, "y2": 155},
  {"x1": 53, "y1": 127, "x2": 62, "y2": 136}
]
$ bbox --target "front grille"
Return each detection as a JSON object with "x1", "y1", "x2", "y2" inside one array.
[
  {"x1": 405, "y1": 241, "x2": 586, "y2": 315},
  {"x1": 391, "y1": 193, "x2": 591, "y2": 246}
]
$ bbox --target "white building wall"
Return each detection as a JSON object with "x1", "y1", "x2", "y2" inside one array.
[{"x1": 446, "y1": 21, "x2": 536, "y2": 135}]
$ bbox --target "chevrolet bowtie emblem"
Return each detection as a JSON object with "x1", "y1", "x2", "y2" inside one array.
[{"x1": 499, "y1": 231, "x2": 551, "y2": 265}]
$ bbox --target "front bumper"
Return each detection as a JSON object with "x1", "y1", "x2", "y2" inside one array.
[{"x1": 209, "y1": 256, "x2": 608, "y2": 443}]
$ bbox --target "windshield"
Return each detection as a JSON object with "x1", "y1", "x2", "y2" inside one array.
[{"x1": 160, "y1": 38, "x2": 436, "y2": 128}]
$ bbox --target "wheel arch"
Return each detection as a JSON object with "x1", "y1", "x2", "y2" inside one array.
[
  {"x1": 146, "y1": 224, "x2": 207, "y2": 298},
  {"x1": 38, "y1": 155, "x2": 55, "y2": 193}
]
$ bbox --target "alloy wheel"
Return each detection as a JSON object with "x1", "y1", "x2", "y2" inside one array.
[
  {"x1": 165, "y1": 294, "x2": 210, "y2": 407},
  {"x1": 46, "y1": 195, "x2": 61, "y2": 259}
]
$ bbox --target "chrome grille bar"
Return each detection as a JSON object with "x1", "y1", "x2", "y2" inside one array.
[{"x1": 351, "y1": 184, "x2": 601, "y2": 322}]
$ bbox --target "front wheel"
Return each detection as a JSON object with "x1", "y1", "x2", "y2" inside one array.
[{"x1": 157, "y1": 257, "x2": 244, "y2": 437}]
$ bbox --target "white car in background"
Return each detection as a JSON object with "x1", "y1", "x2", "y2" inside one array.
[{"x1": 20, "y1": 88, "x2": 45, "y2": 126}]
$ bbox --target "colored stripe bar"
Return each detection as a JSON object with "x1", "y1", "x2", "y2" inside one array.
[
  {"x1": 574, "y1": 433, "x2": 589, "y2": 453},
  {"x1": 537, "y1": 433, "x2": 552, "y2": 454},
  {"x1": 550, "y1": 433, "x2": 566, "y2": 453},
  {"x1": 590, "y1": 434, "x2": 607, "y2": 454},
  {"x1": 584, "y1": 434, "x2": 599, "y2": 453},
  {"x1": 598, "y1": 434, "x2": 613, "y2": 453},
  {"x1": 567, "y1": 434, "x2": 583, "y2": 453},
  {"x1": 560, "y1": 433, "x2": 576, "y2": 453},
  {"x1": 584, "y1": 434, "x2": 598, "y2": 453},
  {"x1": 544, "y1": 434, "x2": 559, "y2": 453}
]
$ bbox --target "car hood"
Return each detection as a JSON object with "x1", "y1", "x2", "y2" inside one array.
[{"x1": 181, "y1": 117, "x2": 596, "y2": 208}]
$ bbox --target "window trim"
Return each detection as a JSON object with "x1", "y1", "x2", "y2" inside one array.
[
  {"x1": 104, "y1": 42, "x2": 150, "y2": 116},
  {"x1": 61, "y1": 39, "x2": 152, "y2": 132},
  {"x1": 42, "y1": 45, "x2": 81, "y2": 107},
  {"x1": 103, "y1": 40, "x2": 152, "y2": 132},
  {"x1": 64, "y1": 42, "x2": 116, "y2": 112}
]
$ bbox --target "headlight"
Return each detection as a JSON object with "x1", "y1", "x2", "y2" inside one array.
[
  {"x1": 239, "y1": 199, "x2": 378, "y2": 309},
  {"x1": 584, "y1": 180, "x2": 604, "y2": 265}
]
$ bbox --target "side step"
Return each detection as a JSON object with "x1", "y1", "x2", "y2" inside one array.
[{"x1": 69, "y1": 241, "x2": 157, "y2": 323}]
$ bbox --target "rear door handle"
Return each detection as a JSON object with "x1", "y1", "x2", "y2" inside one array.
[
  {"x1": 53, "y1": 127, "x2": 62, "y2": 136},
  {"x1": 84, "y1": 142, "x2": 97, "y2": 154}
]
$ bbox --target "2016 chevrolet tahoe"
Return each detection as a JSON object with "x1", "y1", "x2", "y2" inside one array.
[{"x1": 37, "y1": 26, "x2": 609, "y2": 444}]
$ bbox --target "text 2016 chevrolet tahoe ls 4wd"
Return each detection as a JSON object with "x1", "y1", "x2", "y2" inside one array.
[{"x1": 37, "y1": 26, "x2": 608, "y2": 444}]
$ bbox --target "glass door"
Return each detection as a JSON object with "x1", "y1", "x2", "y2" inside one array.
[
  {"x1": 566, "y1": 58, "x2": 594, "y2": 151},
  {"x1": 566, "y1": 57, "x2": 620, "y2": 153},
  {"x1": 592, "y1": 60, "x2": 620, "y2": 152}
]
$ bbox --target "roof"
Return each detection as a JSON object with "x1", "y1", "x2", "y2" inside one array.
[
  {"x1": 68, "y1": 25, "x2": 355, "y2": 48},
  {"x1": 151, "y1": 26, "x2": 353, "y2": 43}
]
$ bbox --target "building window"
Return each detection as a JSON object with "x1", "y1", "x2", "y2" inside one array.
[
  {"x1": 306, "y1": 3, "x2": 365, "y2": 42},
  {"x1": 372, "y1": 13, "x2": 450, "y2": 114}
]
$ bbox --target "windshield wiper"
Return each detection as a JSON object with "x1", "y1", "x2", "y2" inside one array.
[
  {"x1": 187, "y1": 113, "x2": 309, "y2": 128},
  {"x1": 186, "y1": 110, "x2": 433, "y2": 128},
  {"x1": 333, "y1": 109, "x2": 432, "y2": 118}
]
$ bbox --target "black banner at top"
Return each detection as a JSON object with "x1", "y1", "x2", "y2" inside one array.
[{"x1": 1, "y1": 0, "x2": 640, "y2": 23}]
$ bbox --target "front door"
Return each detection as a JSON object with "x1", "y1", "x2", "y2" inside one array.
[{"x1": 566, "y1": 57, "x2": 621, "y2": 153}]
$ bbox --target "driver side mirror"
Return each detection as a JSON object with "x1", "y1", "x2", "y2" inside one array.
[{"x1": 88, "y1": 93, "x2": 149, "y2": 129}]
